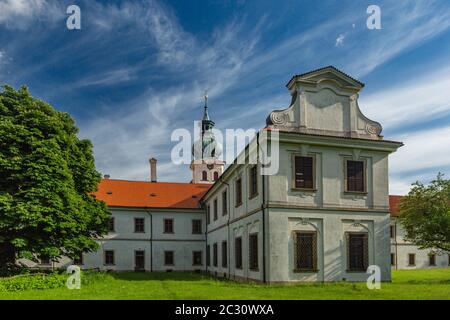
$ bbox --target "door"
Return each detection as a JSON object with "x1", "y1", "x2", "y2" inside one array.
[{"x1": 135, "y1": 250, "x2": 145, "y2": 271}]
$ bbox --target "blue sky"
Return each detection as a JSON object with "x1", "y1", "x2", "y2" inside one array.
[{"x1": 1, "y1": 0, "x2": 450, "y2": 194}]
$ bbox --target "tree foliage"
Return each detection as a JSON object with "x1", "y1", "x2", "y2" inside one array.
[
  {"x1": 399, "y1": 174, "x2": 450, "y2": 252},
  {"x1": 0, "y1": 85, "x2": 110, "y2": 273}
]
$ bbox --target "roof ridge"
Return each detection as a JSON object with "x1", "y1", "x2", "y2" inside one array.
[{"x1": 101, "y1": 178, "x2": 210, "y2": 187}]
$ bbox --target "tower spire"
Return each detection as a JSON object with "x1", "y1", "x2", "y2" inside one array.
[{"x1": 202, "y1": 90, "x2": 209, "y2": 121}]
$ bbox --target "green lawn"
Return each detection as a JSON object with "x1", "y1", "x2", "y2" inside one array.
[{"x1": 1, "y1": 269, "x2": 449, "y2": 300}]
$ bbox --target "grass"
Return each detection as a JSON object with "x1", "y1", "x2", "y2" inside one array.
[{"x1": 0, "y1": 269, "x2": 449, "y2": 300}]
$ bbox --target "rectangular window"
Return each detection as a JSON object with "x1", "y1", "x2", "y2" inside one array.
[
  {"x1": 109, "y1": 217, "x2": 115, "y2": 232},
  {"x1": 391, "y1": 253, "x2": 395, "y2": 266},
  {"x1": 408, "y1": 253, "x2": 416, "y2": 266},
  {"x1": 164, "y1": 219, "x2": 174, "y2": 234},
  {"x1": 213, "y1": 243, "x2": 218, "y2": 267},
  {"x1": 206, "y1": 245, "x2": 210, "y2": 267},
  {"x1": 193, "y1": 251, "x2": 202, "y2": 266},
  {"x1": 346, "y1": 160, "x2": 365, "y2": 193},
  {"x1": 164, "y1": 251, "x2": 174, "y2": 266},
  {"x1": 249, "y1": 233, "x2": 258, "y2": 271},
  {"x1": 206, "y1": 205, "x2": 211, "y2": 225},
  {"x1": 104, "y1": 250, "x2": 114, "y2": 265},
  {"x1": 74, "y1": 253, "x2": 83, "y2": 265},
  {"x1": 192, "y1": 219, "x2": 202, "y2": 234},
  {"x1": 40, "y1": 257, "x2": 50, "y2": 265},
  {"x1": 235, "y1": 178, "x2": 242, "y2": 206},
  {"x1": 294, "y1": 231, "x2": 317, "y2": 271},
  {"x1": 213, "y1": 199, "x2": 218, "y2": 221},
  {"x1": 235, "y1": 237, "x2": 242, "y2": 269},
  {"x1": 294, "y1": 156, "x2": 314, "y2": 189},
  {"x1": 134, "y1": 218, "x2": 145, "y2": 233},
  {"x1": 429, "y1": 254, "x2": 436, "y2": 266},
  {"x1": 347, "y1": 233, "x2": 368, "y2": 271},
  {"x1": 222, "y1": 190, "x2": 228, "y2": 215},
  {"x1": 390, "y1": 225, "x2": 395, "y2": 239},
  {"x1": 135, "y1": 250, "x2": 145, "y2": 270},
  {"x1": 222, "y1": 241, "x2": 227, "y2": 268},
  {"x1": 249, "y1": 165, "x2": 258, "y2": 197}
]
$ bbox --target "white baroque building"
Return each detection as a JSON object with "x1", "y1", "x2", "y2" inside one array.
[{"x1": 23, "y1": 67, "x2": 449, "y2": 282}]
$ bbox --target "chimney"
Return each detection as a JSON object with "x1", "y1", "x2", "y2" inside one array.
[
  {"x1": 104, "y1": 174, "x2": 110, "y2": 179},
  {"x1": 149, "y1": 158, "x2": 157, "y2": 182}
]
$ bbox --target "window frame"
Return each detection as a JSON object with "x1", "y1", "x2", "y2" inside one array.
[
  {"x1": 134, "y1": 250, "x2": 145, "y2": 270},
  {"x1": 249, "y1": 233, "x2": 259, "y2": 271},
  {"x1": 391, "y1": 253, "x2": 395, "y2": 266},
  {"x1": 213, "y1": 198, "x2": 218, "y2": 221},
  {"x1": 222, "y1": 241, "x2": 228, "y2": 268},
  {"x1": 408, "y1": 253, "x2": 416, "y2": 266},
  {"x1": 202, "y1": 170, "x2": 208, "y2": 181},
  {"x1": 292, "y1": 154, "x2": 316, "y2": 191},
  {"x1": 163, "y1": 218, "x2": 174, "y2": 234},
  {"x1": 206, "y1": 245, "x2": 210, "y2": 267},
  {"x1": 192, "y1": 251, "x2": 202, "y2": 266},
  {"x1": 346, "y1": 232, "x2": 369, "y2": 272},
  {"x1": 293, "y1": 231, "x2": 318, "y2": 272},
  {"x1": 104, "y1": 250, "x2": 115, "y2": 266},
  {"x1": 222, "y1": 190, "x2": 228, "y2": 216},
  {"x1": 235, "y1": 177, "x2": 243, "y2": 207},
  {"x1": 213, "y1": 243, "x2": 218, "y2": 267},
  {"x1": 249, "y1": 165, "x2": 258, "y2": 199},
  {"x1": 134, "y1": 217, "x2": 145, "y2": 233},
  {"x1": 164, "y1": 251, "x2": 174, "y2": 266},
  {"x1": 74, "y1": 253, "x2": 83, "y2": 265},
  {"x1": 213, "y1": 171, "x2": 219, "y2": 181},
  {"x1": 235, "y1": 237, "x2": 243, "y2": 269},
  {"x1": 206, "y1": 204, "x2": 211, "y2": 225},
  {"x1": 390, "y1": 225, "x2": 395, "y2": 239},
  {"x1": 108, "y1": 217, "x2": 115, "y2": 232},
  {"x1": 429, "y1": 253, "x2": 436, "y2": 266},
  {"x1": 192, "y1": 219, "x2": 202, "y2": 234},
  {"x1": 344, "y1": 158, "x2": 368, "y2": 194}
]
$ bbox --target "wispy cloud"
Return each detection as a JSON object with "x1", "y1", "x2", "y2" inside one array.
[
  {"x1": 335, "y1": 34, "x2": 345, "y2": 47},
  {"x1": 0, "y1": 0, "x2": 64, "y2": 30}
]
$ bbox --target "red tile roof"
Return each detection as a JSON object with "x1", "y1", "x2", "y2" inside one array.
[
  {"x1": 389, "y1": 195, "x2": 403, "y2": 217},
  {"x1": 94, "y1": 179, "x2": 405, "y2": 216},
  {"x1": 93, "y1": 179, "x2": 211, "y2": 209}
]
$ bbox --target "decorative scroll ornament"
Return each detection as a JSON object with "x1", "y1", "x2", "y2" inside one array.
[
  {"x1": 270, "y1": 112, "x2": 289, "y2": 125},
  {"x1": 365, "y1": 123, "x2": 382, "y2": 135}
]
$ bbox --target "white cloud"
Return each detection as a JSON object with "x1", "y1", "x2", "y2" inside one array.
[
  {"x1": 0, "y1": 0, "x2": 63, "y2": 29},
  {"x1": 360, "y1": 65, "x2": 450, "y2": 130},
  {"x1": 335, "y1": 34, "x2": 345, "y2": 47}
]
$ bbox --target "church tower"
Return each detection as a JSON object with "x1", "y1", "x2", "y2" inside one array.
[{"x1": 190, "y1": 93, "x2": 225, "y2": 184}]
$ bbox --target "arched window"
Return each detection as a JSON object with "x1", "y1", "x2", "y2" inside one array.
[
  {"x1": 213, "y1": 171, "x2": 219, "y2": 181},
  {"x1": 202, "y1": 171, "x2": 208, "y2": 181}
]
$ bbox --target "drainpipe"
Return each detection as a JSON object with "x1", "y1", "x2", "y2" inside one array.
[
  {"x1": 146, "y1": 211, "x2": 153, "y2": 272},
  {"x1": 257, "y1": 131, "x2": 267, "y2": 284}
]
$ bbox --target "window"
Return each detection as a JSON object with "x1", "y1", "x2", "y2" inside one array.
[
  {"x1": 164, "y1": 251, "x2": 174, "y2": 266},
  {"x1": 135, "y1": 251, "x2": 145, "y2": 270},
  {"x1": 134, "y1": 218, "x2": 145, "y2": 233},
  {"x1": 408, "y1": 253, "x2": 416, "y2": 266},
  {"x1": 294, "y1": 156, "x2": 314, "y2": 189},
  {"x1": 346, "y1": 233, "x2": 368, "y2": 271},
  {"x1": 213, "y1": 199, "x2": 218, "y2": 221},
  {"x1": 222, "y1": 190, "x2": 228, "y2": 215},
  {"x1": 222, "y1": 241, "x2": 227, "y2": 268},
  {"x1": 206, "y1": 245, "x2": 210, "y2": 266},
  {"x1": 108, "y1": 217, "x2": 115, "y2": 232},
  {"x1": 448, "y1": 254, "x2": 450, "y2": 266},
  {"x1": 235, "y1": 237, "x2": 242, "y2": 269},
  {"x1": 193, "y1": 251, "x2": 202, "y2": 266},
  {"x1": 249, "y1": 233, "x2": 258, "y2": 271},
  {"x1": 235, "y1": 178, "x2": 242, "y2": 206},
  {"x1": 74, "y1": 253, "x2": 83, "y2": 265},
  {"x1": 206, "y1": 205, "x2": 211, "y2": 225},
  {"x1": 40, "y1": 257, "x2": 50, "y2": 265},
  {"x1": 202, "y1": 171, "x2": 208, "y2": 181},
  {"x1": 104, "y1": 250, "x2": 114, "y2": 265},
  {"x1": 213, "y1": 172, "x2": 219, "y2": 181},
  {"x1": 429, "y1": 254, "x2": 436, "y2": 266},
  {"x1": 345, "y1": 160, "x2": 365, "y2": 193},
  {"x1": 391, "y1": 253, "x2": 395, "y2": 266},
  {"x1": 192, "y1": 219, "x2": 202, "y2": 234},
  {"x1": 213, "y1": 243, "x2": 218, "y2": 267},
  {"x1": 249, "y1": 165, "x2": 258, "y2": 197},
  {"x1": 294, "y1": 231, "x2": 317, "y2": 271},
  {"x1": 390, "y1": 225, "x2": 395, "y2": 239},
  {"x1": 164, "y1": 219, "x2": 174, "y2": 233}
]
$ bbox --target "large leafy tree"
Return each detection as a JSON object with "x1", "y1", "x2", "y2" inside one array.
[
  {"x1": 0, "y1": 85, "x2": 110, "y2": 273},
  {"x1": 399, "y1": 174, "x2": 450, "y2": 252}
]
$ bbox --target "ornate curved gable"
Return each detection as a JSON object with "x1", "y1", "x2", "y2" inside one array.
[{"x1": 266, "y1": 66, "x2": 383, "y2": 140}]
